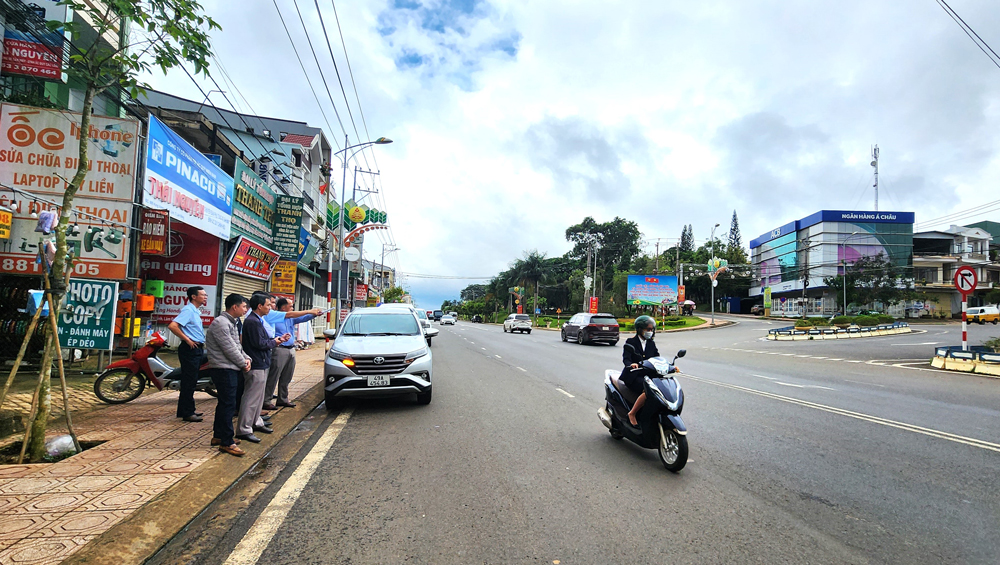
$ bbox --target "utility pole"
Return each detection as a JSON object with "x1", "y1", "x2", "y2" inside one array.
[
  {"x1": 800, "y1": 237, "x2": 811, "y2": 317},
  {"x1": 655, "y1": 240, "x2": 660, "y2": 274},
  {"x1": 871, "y1": 144, "x2": 879, "y2": 211}
]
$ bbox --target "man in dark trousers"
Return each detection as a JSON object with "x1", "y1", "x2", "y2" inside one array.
[
  {"x1": 167, "y1": 286, "x2": 208, "y2": 422},
  {"x1": 237, "y1": 294, "x2": 291, "y2": 443},
  {"x1": 264, "y1": 297, "x2": 318, "y2": 409},
  {"x1": 205, "y1": 294, "x2": 251, "y2": 456}
]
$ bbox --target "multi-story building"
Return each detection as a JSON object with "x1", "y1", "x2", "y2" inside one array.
[
  {"x1": 912, "y1": 224, "x2": 996, "y2": 317},
  {"x1": 750, "y1": 210, "x2": 914, "y2": 317}
]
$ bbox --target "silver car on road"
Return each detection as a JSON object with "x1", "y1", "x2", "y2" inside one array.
[{"x1": 323, "y1": 308, "x2": 433, "y2": 407}]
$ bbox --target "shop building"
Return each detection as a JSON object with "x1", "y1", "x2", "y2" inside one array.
[
  {"x1": 750, "y1": 210, "x2": 914, "y2": 317},
  {"x1": 912, "y1": 224, "x2": 996, "y2": 317}
]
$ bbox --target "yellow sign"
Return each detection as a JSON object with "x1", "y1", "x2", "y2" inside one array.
[
  {"x1": 348, "y1": 206, "x2": 366, "y2": 223},
  {"x1": 0, "y1": 209, "x2": 10, "y2": 239},
  {"x1": 270, "y1": 260, "x2": 297, "y2": 296}
]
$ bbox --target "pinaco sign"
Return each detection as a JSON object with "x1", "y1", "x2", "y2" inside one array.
[{"x1": 224, "y1": 236, "x2": 280, "y2": 281}]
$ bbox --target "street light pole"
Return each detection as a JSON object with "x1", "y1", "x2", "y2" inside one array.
[
  {"x1": 325, "y1": 135, "x2": 393, "y2": 346},
  {"x1": 841, "y1": 231, "x2": 860, "y2": 316},
  {"x1": 380, "y1": 243, "x2": 399, "y2": 301},
  {"x1": 710, "y1": 222, "x2": 720, "y2": 325}
]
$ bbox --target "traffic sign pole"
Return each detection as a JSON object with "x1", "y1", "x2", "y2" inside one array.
[
  {"x1": 953, "y1": 266, "x2": 978, "y2": 352},
  {"x1": 962, "y1": 300, "x2": 968, "y2": 351}
]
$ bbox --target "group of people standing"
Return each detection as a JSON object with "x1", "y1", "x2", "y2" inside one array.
[{"x1": 167, "y1": 286, "x2": 322, "y2": 457}]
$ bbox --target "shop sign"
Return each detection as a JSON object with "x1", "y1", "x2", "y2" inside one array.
[
  {"x1": 270, "y1": 260, "x2": 297, "y2": 298},
  {"x1": 141, "y1": 222, "x2": 219, "y2": 324},
  {"x1": 232, "y1": 159, "x2": 275, "y2": 246},
  {"x1": 57, "y1": 278, "x2": 119, "y2": 351},
  {"x1": 626, "y1": 275, "x2": 679, "y2": 306},
  {"x1": 224, "y1": 236, "x2": 280, "y2": 281},
  {"x1": 355, "y1": 284, "x2": 368, "y2": 302},
  {"x1": 327, "y1": 200, "x2": 387, "y2": 231},
  {"x1": 0, "y1": 209, "x2": 10, "y2": 239},
  {"x1": 140, "y1": 209, "x2": 169, "y2": 256},
  {"x1": 763, "y1": 287, "x2": 772, "y2": 308},
  {"x1": 1, "y1": 1, "x2": 68, "y2": 80},
  {"x1": 589, "y1": 296, "x2": 599, "y2": 314},
  {"x1": 273, "y1": 195, "x2": 303, "y2": 259},
  {"x1": 144, "y1": 114, "x2": 233, "y2": 240},
  {"x1": 0, "y1": 103, "x2": 140, "y2": 279}
]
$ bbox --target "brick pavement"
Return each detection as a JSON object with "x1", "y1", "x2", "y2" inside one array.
[{"x1": 0, "y1": 346, "x2": 327, "y2": 565}]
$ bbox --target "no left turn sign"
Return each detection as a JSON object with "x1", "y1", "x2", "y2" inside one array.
[{"x1": 954, "y1": 265, "x2": 978, "y2": 296}]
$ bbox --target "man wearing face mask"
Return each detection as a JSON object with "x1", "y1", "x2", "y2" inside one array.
[{"x1": 620, "y1": 315, "x2": 660, "y2": 426}]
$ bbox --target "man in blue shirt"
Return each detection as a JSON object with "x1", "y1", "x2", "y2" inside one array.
[
  {"x1": 265, "y1": 297, "x2": 318, "y2": 409},
  {"x1": 167, "y1": 286, "x2": 208, "y2": 422}
]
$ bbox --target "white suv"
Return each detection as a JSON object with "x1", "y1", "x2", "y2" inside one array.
[{"x1": 503, "y1": 313, "x2": 532, "y2": 334}]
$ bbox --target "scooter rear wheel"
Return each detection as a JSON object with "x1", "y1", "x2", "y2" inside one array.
[
  {"x1": 658, "y1": 424, "x2": 688, "y2": 473},
  {"x1": 94, "y1": 370, "x2": 146, "y2": 404}
]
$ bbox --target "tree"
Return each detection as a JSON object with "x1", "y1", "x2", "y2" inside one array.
[
  {"x1": 512, "y1": 250, "x2": 550, "y2": 315},
  {"x1": 383, "y1": 286, "x2": 406, "y2": 303},
  {"x1": 16, "y1": 1, "x2": 219, "y2": 462},
  {"x1": 727, "y1": 210, "x2": 748, "y2": 264},
  {"x1": 680, "y1": 224, "x2": 695, "y2": 253},
  {"x1": 460, "y1": 284, "x2": 487, "y2": 302},
  {"x1": 825, "y1": 253, "x2": 914, "y2": 312}
]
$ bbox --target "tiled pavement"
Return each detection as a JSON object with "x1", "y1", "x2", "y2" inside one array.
[{"x1": 0, "y1": 346, "x2": 326, "y2": 565}]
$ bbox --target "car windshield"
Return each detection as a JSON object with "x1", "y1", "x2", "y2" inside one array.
[
  {"x1": 590, "y1": 316, "x2": 618, "y2": 325},
  {"x1": 340, "y1": 313, "x2": 420, "y2": 336}
]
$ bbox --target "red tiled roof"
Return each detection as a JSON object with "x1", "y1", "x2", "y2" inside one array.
[{"x1": 281, "y1": 133, "x2": 315, "y2": 147}]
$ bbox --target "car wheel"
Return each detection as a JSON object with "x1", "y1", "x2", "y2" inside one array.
[
  {"x1": 416, "y1": 387, "x2": 432, "y2": 405},
  {"x1": 503, "y1": 326, "x2": 507, "y2": 333},
  {"x1": 561, "y1": 330, "x2": 567, "y2": 342},
  {"x1": 527, "y1": 330, "x2": 531, "y2": 334},
  {"x1": 577, "y1": 331, "x2": 585, "y2": 345},
  {"x1": 426, "y1": 337, "x2": 433, "y2": 347},
  {"x1": 325, "y1": 394, "x2": 345, "y2": 411},
  {"x1": 612, "y1": 340, "x2": 619, "y2": 346},
  {"x1": 993, "y1": 319, "x2": 998, "y2": 325}
]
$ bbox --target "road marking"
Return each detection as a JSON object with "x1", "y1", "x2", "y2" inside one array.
[
  {"x1": 775, "y1": 382, "x2": 804, "y2": 388},
  {"x1": 826, "y1": 358, "x2": 843, "y2": 361},
  {"x1": 470, "y1": 342, "x2": 475, "y2": 344},
  {"x1": 845, "y1": 379, "x2": 885, "y2": 388},
  {"x1": 481, "y1": 347, "x2": 487, "y2": 350},
  {"x1": 845, "y1": 360, "x2": 863, "y2": 363},
  {"x1": 752, "y1": 374, "x2": 777, "y2": 380},
  {"x1": 685, "y1": 375, "x2": 1000, "y2": 453},
  {"x1": 225, "y1": 407, "x2": 354, "y2": 565},
  {"x1": 891, "y1": 342, "x2": 939, "y2": 346},
  {"x1": 517, "y1": 367, "x2": 526, "y2": 372},
  {"x1": 556, "y1": 388, "x2": 575, "y2": 398},
  {"x1": 810, "y1": 356, "x2": 828, "y2": 359},
  {"x1": 495, "y1": 355, "x2": 502, "y2": 359}
]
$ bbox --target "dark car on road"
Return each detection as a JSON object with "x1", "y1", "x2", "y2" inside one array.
[
  {"x1": 471, "y1": 315, "x2": 483, "y2": 323},
  {"x1": 432, "y1": 310, "x2": 443, "y2": 321},
  {"x1": 561, "y1": 312, "x2": 620, "y2": 345}
]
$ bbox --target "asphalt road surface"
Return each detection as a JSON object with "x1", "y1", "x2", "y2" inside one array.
[{"x1": 178, "y1": 317, "x2": 1000, "y2": 564}]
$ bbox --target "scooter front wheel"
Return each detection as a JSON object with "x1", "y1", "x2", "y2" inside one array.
[
  {"x1": 94, "y1": 370, "x2": 146, "y2": 404},
  {"x1": 658, "y1": 424, "x2": 688, "y2": 473}
]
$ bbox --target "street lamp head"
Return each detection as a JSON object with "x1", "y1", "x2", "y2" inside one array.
[{"x1": 374, "y1": 137, "x2": 393, "y2": 145}]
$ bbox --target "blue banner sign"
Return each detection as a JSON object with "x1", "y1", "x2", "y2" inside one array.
[
  {"x1": 144, "y1": 115, "x2": 233, "y2": 240},
  {"x1": 626, "y1": 275, "x2": 679, "y2": 306}
]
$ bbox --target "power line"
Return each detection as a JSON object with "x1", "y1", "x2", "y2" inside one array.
[
  {"x1": 935, "y1": 0, "x2": 1000, "y2": 70},
  {"x1": 290, "y1": 0, "x2": 348, "y2": 138}
]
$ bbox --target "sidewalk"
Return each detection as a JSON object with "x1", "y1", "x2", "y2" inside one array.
[{"x1": 0, "y1": 346, "x2": 327, "y2": 564}]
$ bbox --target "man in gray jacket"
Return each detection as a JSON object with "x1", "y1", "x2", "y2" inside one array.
[{"x1": 205, "y1": 293, "x2": 252, "y2": 456}]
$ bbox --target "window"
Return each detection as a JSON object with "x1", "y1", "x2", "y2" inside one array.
[{"x1": 341, "y1": 313, "x2": 420, "y2": 336}]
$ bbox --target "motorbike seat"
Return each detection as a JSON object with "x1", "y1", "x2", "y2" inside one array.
[{"x1": 607, "y1": 369, "x2": 640, "y2": 407}]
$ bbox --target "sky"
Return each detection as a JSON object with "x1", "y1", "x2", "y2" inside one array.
[{"x1": 141, "y1": 0, "x2": 1000, "y2": 310}]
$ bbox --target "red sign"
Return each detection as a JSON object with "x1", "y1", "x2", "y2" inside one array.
[
  {"x1": 224, "y1": 236, "x2": 280, "y2": 281},
  {"x1": 678, "y1": 285, "x2": 686, "y2": 303},
  {"x1": 355, "y1": 283, "x2": 368, "y2": 302},
  {"x1": 589, "y1": 296, "x2": 599, "y2": 314},
  {"x1": 1, "y1": 38, "x2": 61, "y2": 79},
  {"x1": 516, "y1": 304, "x2": 523, "y2": 314},
  {"x1": 141, "y1": 222, "x2": 220, "y2": 324},
  {"x1": 954, "y1": 266, "x2": 978, "y2": 297},
  {"x1": 140, "y1": 209, "x2": 169, "y2": 255}
]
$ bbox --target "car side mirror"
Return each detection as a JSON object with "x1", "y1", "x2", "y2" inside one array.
[
  {"x1": 676, "y1": 349, "x2": 686, "y2": 358},
  {"x1": 323, "y1": 328, "x2": 337, "y2": 338}
]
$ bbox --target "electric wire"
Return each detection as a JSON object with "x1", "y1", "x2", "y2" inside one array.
[
  {"x1": 290, "y1": 0, "x2": 348, "y2": 138},
  {"x1": 935, "y1": 0, "x2": 1000, "y2": 70}
]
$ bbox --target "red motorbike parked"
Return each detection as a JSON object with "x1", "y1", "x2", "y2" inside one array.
[{"x1": 93, "y1": 331, "x2": 217, "y2": 404}]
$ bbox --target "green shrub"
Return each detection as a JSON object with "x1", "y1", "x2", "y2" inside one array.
[
  {"x1": 876, "y1": 314, "x2": 895, "y2": 324},
  {"x1": 985, "y1": 337, "x2": 1000, "y2": 352},
  {"x1": 794, "y1": 319, "x2": 813, "y2": 327},
  {"x1": 831, "y1": 316, "x2": 854, "y2": 325},
  {"x1": 854, "y1": 315, "x2": 879, "y2": 327}
]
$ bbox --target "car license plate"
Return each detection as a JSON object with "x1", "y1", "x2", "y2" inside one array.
[
  {"x1": 602, "y1": 326, "x2": 609, "y2": 330},
  {"x1": 367, "y1": 375, "x2": 390, "y2": 387}
]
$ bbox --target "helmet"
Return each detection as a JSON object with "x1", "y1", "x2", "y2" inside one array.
[{"x1": 634, "y1": 315, "x2": 656, "y2": 332}]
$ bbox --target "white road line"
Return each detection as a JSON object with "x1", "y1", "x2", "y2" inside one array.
[
  {"x1": 826, "y1": 358, "x2": 843, "y2": 361},
  {"x1": 495, "y1": 355, "x2": 502, "y2": 359},
  {"x1": 845, "y1": 360, "x2": 863, "y2": 363},
  {"x1": 810, "y1": 356, "x2": 828, "y2": 359},
  {"x1": 781, "y1": 353, "x2": 796, "y2": 356},
  {"x1": 891, "y1": 342, "x2": 939, "y2": 346},
  {"x1": 684, "y1": 375, "x2": 1000, "y2": 453},
  {"x1": 775, "y1": 382, "x2": 804, "y2": 388},
  {"x1": 225, "y1": 408, "x2": 354, "y2": 565},
  {"x1": 556, "y1": 388, "x2": 575, "y2": 398},
  {"x1": 845, "y1": 379, "x2": 885, "y2": 388},
  {"x1": 481, "y1": 347, "x2": 487, "y2": 350},
  {"x1": 516, "y1": 367, "x2": 526, "y2": 372},
  {"x1": 752, "y1": 374, "x2": 777, "y2": 380}
]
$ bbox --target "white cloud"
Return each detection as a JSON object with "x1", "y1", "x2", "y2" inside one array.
[{"x1": 141, "y1": 0, "x2": 1000, "y2": 307}]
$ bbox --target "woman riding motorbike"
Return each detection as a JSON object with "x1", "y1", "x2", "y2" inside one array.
[{"x1": 620, "y1": 315, "x2": 659, "y2": 426}]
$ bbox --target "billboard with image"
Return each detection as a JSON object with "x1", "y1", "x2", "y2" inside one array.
[{"x1": 627, "y1": 275, "x2": 679, "y2": 306}]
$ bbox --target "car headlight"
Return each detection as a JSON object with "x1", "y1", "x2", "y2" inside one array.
[
  {"x1": 328, "y1": 348, "x2": 355, "y2": 367},
  {"x1": 404, "y1": 348, "x2": 428, "y2": 364}
]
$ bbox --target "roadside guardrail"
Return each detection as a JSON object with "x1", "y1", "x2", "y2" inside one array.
[{"x1": 767, "y1": 321, "x2": 911, "y2": 341}]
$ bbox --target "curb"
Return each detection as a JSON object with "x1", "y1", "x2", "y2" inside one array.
[{"x1": 63, "y1": 379, "x2": 327, "y2": 565}]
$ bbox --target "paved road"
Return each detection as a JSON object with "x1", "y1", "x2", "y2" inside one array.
[{"x1": 180, "y1": 317, "x2": 1000, "y2": 564}]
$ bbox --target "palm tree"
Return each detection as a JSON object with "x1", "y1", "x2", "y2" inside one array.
[{"x1": 514, "y1": 250, "x2": 550, "y2": 317}]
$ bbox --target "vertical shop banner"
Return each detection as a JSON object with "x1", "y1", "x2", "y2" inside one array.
[
  {"x1": 355, "y1": 284, "x2": 368, "y2": 302},
  {"x1": 270, "y1": 260, "x2": 297, "y2": 300},
  {"x1": 141, "y1": 223, "x2": 219, "y2": 324},
  {"x1": 58, "y1": 279, "x2": 119, "y2": 350},
  {"x1": 1, "y1": 1, "x2": 68, "y2": 80},
  {"x1": 139, "y1": 209, "x2": 169, "y2": 255},
  {"x1": 763, "y1": 287, "x2": 772, "y2": 308},
  {"x1": 232, "y1": 159, "x2": 275, "y2": 246},
  {"x1": 224, "y1": 236, "x2": 280, "y2": 281},
  {"x1": 0, "y1": 104, "x2": 139, "y2": 279},
  {"x1": 273, "y1": 195, "x2": 303, "y2": 259},
  {"x1": 589, "y1": 296, "x2": 599, "y2": 314},
  {"x1": 144, "y1": 115, "x2": 233, "y2": 240},
  {"x1": 0, "y1": 209, "x2": 10, "y2": 239},
  {"x1": 626, "y1": 275, "x2": 679, "y2": 306}
]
